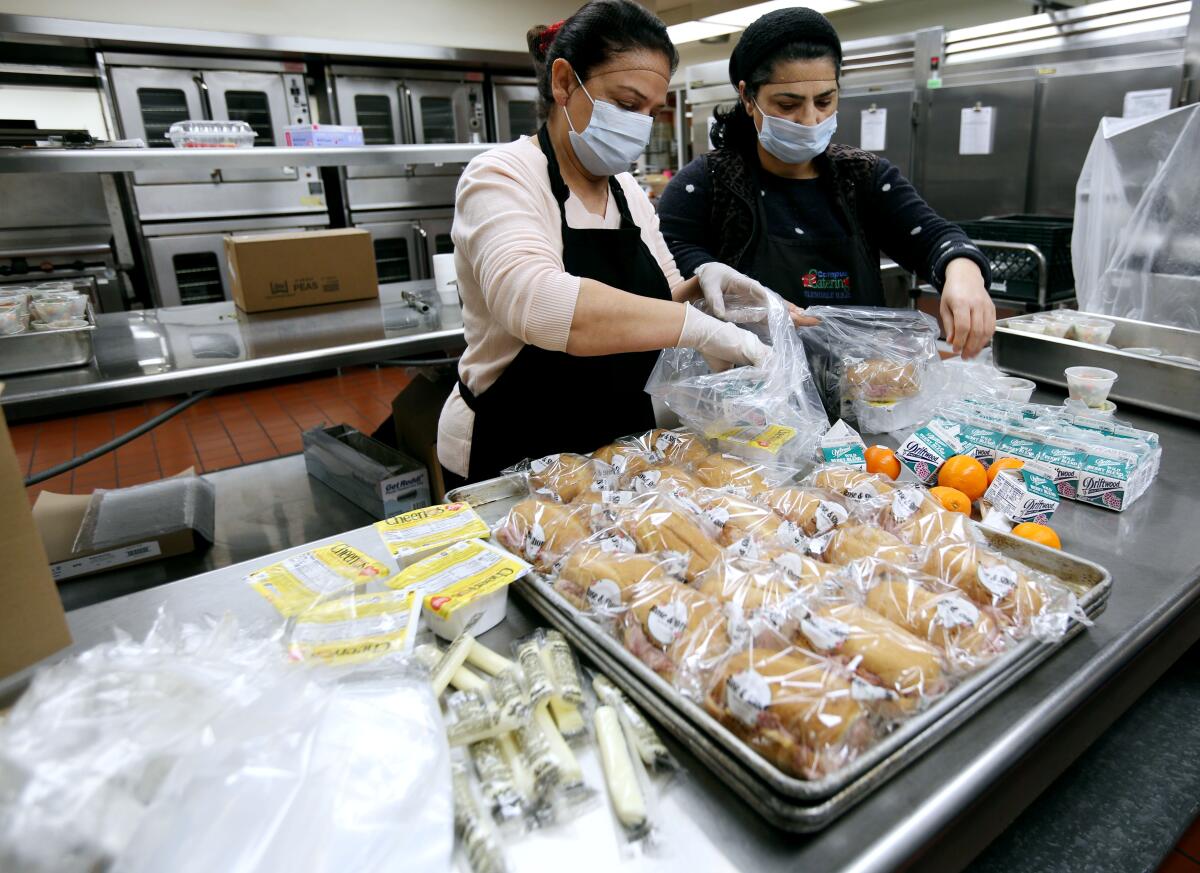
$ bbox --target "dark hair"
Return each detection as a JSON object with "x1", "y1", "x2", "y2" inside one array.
[
  {"x1": 711, "y1": 40, "x2": 840, "y2": 154},
  {"x1": 527, "y1": 0, "x2": 679, "y2": 121}
]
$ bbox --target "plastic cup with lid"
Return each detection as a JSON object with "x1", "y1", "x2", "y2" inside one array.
[
  {"x1": 1035, "y1": 315, "x2": 1071, "y2": 338},
  {"x1": 994, "y1": 376, "x2": 1036, "y2": 402},
  {"x1": 1064, "y1": 366, "x2": 1118, "y2": 407},
  {"x1": 1070, "y1": 317, "x2": 1115, "y2": 344},
  {"x1": 1064, "y1": 397, "x2": 1117, "y2": 417},
  {"x1": 0, "y1": 307, "x2": 23, "y2": 335},
  {"x1": 1008, "y1": 316, "x2": 1046, "y2": 335},
  {"x1": 32, "y1": 295, "x2": 77, "y2": 322}
]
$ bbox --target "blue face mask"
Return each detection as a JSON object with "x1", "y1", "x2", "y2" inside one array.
[
  {"x1": 564, "y1": 72, "x2": 653, "y2": 176},
  {"x1": 752, "y1": 99, "x2": 838, "y2": 164}
]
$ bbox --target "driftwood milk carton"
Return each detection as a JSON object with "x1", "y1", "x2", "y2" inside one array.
[{"x1": 897, "y1": 419, "x2": 961, "y2": 484}]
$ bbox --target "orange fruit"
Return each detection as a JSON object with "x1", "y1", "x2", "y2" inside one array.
[
  {"x1": 987, "y1": 457, "x2": 1024, "y2": 485},
  {"x1": 865, "y1": 445, "x2": 901, "y2": 480},
  {"x1": 1011, "y1": 522, "x2": 1061, "y2": 549},
  {"x1": 929, "y1": 486, "x2": 971, "y2": 515},
  {"x1": 938, "y1": 455, "x2": 989, "y2": 501}
]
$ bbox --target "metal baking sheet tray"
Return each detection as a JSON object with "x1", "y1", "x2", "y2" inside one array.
[
  {"x1": 992, "y1": 314, "x2": 1200, "y2": 421},
  {"x1": 0, "y1": 304, "x2": 96, "y2": 377},
  {"x1": 449, "y1": 476, "x2": 1112, "y2": 832}
]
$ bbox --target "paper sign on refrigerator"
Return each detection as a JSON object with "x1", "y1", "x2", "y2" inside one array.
[
  {"x1": 860, "y1": 108, "x2": 887, "y2": 152},
  {"x1": 959, "y1": 106, "x2": 995, "y2": 155}
]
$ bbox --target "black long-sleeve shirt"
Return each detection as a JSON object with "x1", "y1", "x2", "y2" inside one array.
[{"x1": 658, "y1": 152, "x2": 989, "y2": 291}]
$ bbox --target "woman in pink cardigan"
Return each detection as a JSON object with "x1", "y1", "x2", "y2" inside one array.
[{"x1": 438, "y1": 0, "x2": 779, "y2": 484}]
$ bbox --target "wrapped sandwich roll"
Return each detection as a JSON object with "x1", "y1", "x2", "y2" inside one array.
[
  {"x1": 761, "y1": 486, "x2": 850, "y2": 537},
  {"x1": 821, "y1": 523, "x2": 921, "y2": 567},
  {"x1": 591, "y1": 442, "x2": 657, "y2": 477},
  {"x1": 878, "y1": 485, "x2": 979, "y2": 548},
  {"x1": 525, "y1": 452, "x2": 616, "y2": 503},
  {"x1": 809, "y1": 466, "x2": 896, "y2": 504},
  {"x1": 494, "y1": 498, "x2": 591, "y2": 573},
  {"x1": 704, "y1": 644, "x2": 874, "y2": 779},
  {"x1": 628, "y1": 496, "x2": 722, "y2": 583},
  {"x1": 631, "y1": 428, "x2": 711, "y2": 467},
  {"x1": 620, "y1": 463, "x2": 705, "y2": 500},
  {"x1": 620, "y1": 575, "x2": 730, "y2": 687},
  {"x1": 554, "y1": 545, "x2": 684, "y2": 616},
  {"x1": 693, "y1": 555, "x2": 800, "y2": 619},
  {"x1": 695, "y1": 489, "x2": 807, "y2": 553},
  {"x1": 922, "y1": 541, "x2": 1049, "y2": 627},
  {"x1": 844, "y1": 357, "x2": 921, "y2": 401},
  {"x1": 691, "y1": 453, "x2": 774, "y2": 497}
]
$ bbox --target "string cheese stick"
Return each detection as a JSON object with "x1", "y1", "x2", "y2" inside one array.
[
  {"x1": 534, "y1": 703, "x2": 582, "y2": 784},
  {"x1": 595, "y1": 705, "x2": 647, "y2": 831},
  {"x1": 467, "y1": 639, "x2": 517, "y2": 675}
]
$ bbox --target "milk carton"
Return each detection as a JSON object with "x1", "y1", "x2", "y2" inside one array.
[
  {"x1": 998, "y1": 433, "x2": 1043, "y2": 463},
  {"x1": 820, "y1": 420, "x2": 867, "y2": 469},
  {"x1": 956, "y1": 422, "x2": 1005, "y2": 468},
  {"x1": 1036, "y1": 440, "x2": 1088, "y2": 500},
  {"x1": 1076, "y1": 452, "x2": 1137, "y2": 511},
  {"x1": 897, "y1": 419, "x2": 961, "y2": 484},
  {"x1": 983, "y1": 461, "x2": 1060, "y2": 524}
]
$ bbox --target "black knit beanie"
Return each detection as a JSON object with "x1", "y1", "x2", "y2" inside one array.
[{"x1": 728, "y1": 7, "x2": 843, "y2": 89}]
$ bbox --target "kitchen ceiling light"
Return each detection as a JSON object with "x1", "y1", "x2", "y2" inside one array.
[
  {"x1": 666, "y1": 20, "x2": 742, "y2": 44},
  {"x1": 702, "y1": 0, "x2": 859, "y2": 29}
]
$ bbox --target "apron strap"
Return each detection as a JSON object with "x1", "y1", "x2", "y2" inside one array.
[
  {"x1": 535, "y1": 124, "x2": 635, "y2": 227},
  {"x1": 456, "y1": 378, "x2": 480, "y2": 412}
]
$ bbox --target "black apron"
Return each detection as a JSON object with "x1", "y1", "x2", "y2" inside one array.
[
  {"x1": 456, "y1": 126, "x2": 672, "y2": 483},
  {"x1": 748, "y1": 175, "x2": 886, "y2": 309}
]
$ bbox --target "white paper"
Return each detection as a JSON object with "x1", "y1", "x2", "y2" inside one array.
[
  {"x1": 860, "y1": 107, "x2": 887, "y2": 151},
  {"x1": 959, "y1": 106, "x2": 995, "y2": 156},
  {"x1": 1122, "y1": 88, "x2": 1172, "y2": 119}
]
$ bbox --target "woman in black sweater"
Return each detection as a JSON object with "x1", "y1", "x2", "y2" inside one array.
[{"x1": 658, "y1": 7, "x2": 996, "y2": 358}]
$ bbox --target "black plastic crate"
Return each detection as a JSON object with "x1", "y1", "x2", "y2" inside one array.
[{"x1": 957, "y1": 215, "x2": 1075, "y2": 304}]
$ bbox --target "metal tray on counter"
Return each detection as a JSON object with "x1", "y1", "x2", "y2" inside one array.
[
  {"x1": 0, "y1": 304, "x2": 96, "y2": 377},
  {"x1": 449, "y1": 476, "x2": 1112, "y2": 832},
  {"x1": 992, "y1": 313, "x2": 1200, "y2": 421}
]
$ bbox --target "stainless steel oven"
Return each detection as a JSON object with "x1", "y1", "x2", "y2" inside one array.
[
  {"x1": 330, "y1": 66, "x2": 485, "y2": 211},
  {"x1": 355, "y1": 208, "x2": 453, "y2": 283},
  {"x1": 492, "y1": 77, "x2": 540, "y2": 141},
  {"x1": 104, "y1": 53, "x2": 327, "y2": 221},
  {"x1": 143, "y1": 215, "x2": 329, "y2": 308}
]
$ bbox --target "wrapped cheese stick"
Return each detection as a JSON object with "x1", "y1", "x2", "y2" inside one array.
[
  {"x1": 451, "y1": 758, "x2": 509, "y2": 873},
  {"x1": 592, "y1": 674, "x2": 675, "y2": 772},
  {"x1": 513, "y1": 637, "x2": 555, "y2": 708},
  {"x1": 513, "y1": 721, "x2": 561, "y2": 795},
  {"x1": 467, "y1": 639, "x2": 517, "y2": 676},
  {"x1": 445, "y1": 689, "x2": 516, "y2": 746},
  {"x1": 541, "y1": 629, "x2": 585, "y2": 706},
  {"x1": 431, "y1": 630, "x2": 475, "y2": 697},
  {"x1": 534, "y1": 703, "x2": 583, "y2": 786},
  {"x1": 595, "y1": 705, "x2": 648, "y2": 834},
  {"x1": 415, "y1": 641, "x2": 488, "y2": 694},
  {"x1": 496, "y1": 732, "x2": 535, "y2": 803},
  {"x1": 469, "y1": 737, "x2": 524, "y2": 824}
]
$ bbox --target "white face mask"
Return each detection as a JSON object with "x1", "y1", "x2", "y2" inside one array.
[
  {"x1": 752, "y1": 98, "x2": 838, "y2": 165},
  {"x1": 564, "y1": 72, "x2": 653, "y2": 176}
]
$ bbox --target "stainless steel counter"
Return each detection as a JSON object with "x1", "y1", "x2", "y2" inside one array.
[
  {"x1": 0, "y1": 281, "x2": 465, "y2": 420},
  {"x1": 6, "y1": 390, "x2": 1200, "y2": 872}
]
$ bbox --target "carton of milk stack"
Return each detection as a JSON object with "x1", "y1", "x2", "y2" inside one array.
[
  {"x1": 983, "y1": 462, "x2": 1060, "y2": 524},
  {"x1": 897, "y1": 419, "x2": 962, "y2": 484},
  {"x1": 1076, "y1": 453, "x2": 1136, "y2": 511}
]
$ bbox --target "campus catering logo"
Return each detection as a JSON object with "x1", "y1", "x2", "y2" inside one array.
[{"x1": 801, "y1": 269, "x2": 851, "y2": 299}]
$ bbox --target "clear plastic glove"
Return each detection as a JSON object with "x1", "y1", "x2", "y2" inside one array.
[
  {"x1": 694, "y1": 262, "x2": 771, "y2": 322},
  {"x1": 677, "y1": 304, "x2": 771, "y2": 372}
]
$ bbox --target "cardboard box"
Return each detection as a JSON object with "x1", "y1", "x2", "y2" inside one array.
[
  {"x1": 391, "y1": 370, "x2": 459, "y2": 501},
  {"x1": 225, "y1": 228, "x2": 379, "y2": 314},
  {"x1": 303, "y1": 424, "x2": 431, "y2": 519},
  {"x1": 32, "y1": 472, "x2": 216, "y2": 581},
  {"x1": 284, "y1": 124, "x2": 365, "y2": 147},
  {"x1": 0, "y1": 387, "x2": 71, "y2": 679}
]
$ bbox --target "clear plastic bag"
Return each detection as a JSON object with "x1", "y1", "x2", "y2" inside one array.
[
  {"x1": 1073, "y1": 105, "x2": 1200, "y2": 329},
  {"x1": 0, "y1": 614, "x2": 452, "y2": 873},
  {"x1": 645, "y1": 293, "x2": 829, "y2": 469},
  {"x1": 797, "y1": 306, "x2": 946, "y2": 432},
  {"x1": 492, "y1": 497, "x2": 593, "y2": 572}
]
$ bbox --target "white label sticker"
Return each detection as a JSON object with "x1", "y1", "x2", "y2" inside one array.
[
  {"x1": 851, "y1": 676, "x2": 895, "y2": 702},
  {"x1": 845, "y1": 483, "x2": 879, "y2": 503},
  {"x1": 610, "y1": 453, "x2": 629, "y2": 474},
  {"x1": 724, "y1": 485, "x2": 751, "y2": 499},
  {"x1": 655, "y1": 431, "x2": 682, "y2": 456},
  {"x1": 591, "y1": 474, "x2": 618, "y2": 492},
  {"x1": 772, "y1": 551, "x2": 810, "y2": 581},
  {"x1": 596, "y1": 531, "x2": 636, "y2": 554},
  {"x1": 601, "y1": 490, "x2": 636, "y2": 506},
  {"x1": 935, "y1": 595, "x2": 980, "y2": 628},
  {"x1": 632, "y1": 470, "x2": 661, "y2": 493},
  {"x1": 726, "y1": 669, "x2": 771, "y2": 727},
  {"x1": 647, "y1": 600, "x2": 689, "y2": 646},
  {"x1": 776, "y1": 520, "x2": 806, "y2": 549},
  {"x1": 524, "y1": 522, "x2": 546, "y2": 561},
  {"x1": 586, "y1": 578, "x2": 622, "y2": 613},
  {"x1": 800, "y1": 614, "x2": 851, "y2": 653},
  {"x1": 891, "y1": 488, "x2": 924, "y2": 524},
  {"x1": 731, "y1": 535, "x2": 760, "y2": 561},
  {"x1": 50, "y1": 540, "x2": 163, "y2": 580},
  {"x1": 705, "y1": 506, "x2": 731, "y2": 529},
  {"x1": 814, "y1": 501, "x2": 850, "y2": 533},
  {"x1": 806, "y1": 532, "x2": 834, "y2": 557},
  {"x1": 530, "y1": 456, "x2": 552, "y2": 475},
  {"x1": 978, "y1": 564, "x2": 1018, "y2": 599}
]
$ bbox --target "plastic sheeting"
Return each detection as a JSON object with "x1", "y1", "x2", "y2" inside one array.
[
  {"x1": 1073, "y1": 104, "x2": 1200, "y2": 330},
  {"x1": 0, "y1": 615, "x2": 452, "y2": 873}
]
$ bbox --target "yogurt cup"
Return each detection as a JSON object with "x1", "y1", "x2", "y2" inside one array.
[
  {"x1": 1008, "y1": 317, "x2": 1046, "y2": 335},
  {"x1": 1064, "y1": 366, "x2": 1118, "y2": 407},
  {"x1": 1120, "y1": 346, "x2": 1161, "y2": 357},
  {"x1": 32, "y1": 295, "x2": 77, "y2": 322},
  {"x1": 0, "y1": 307, "x2": 23, "y2": 335},
  {"x1": 1037, "y1": 316, "x2": 1071, "y2": 338},
  {"x1": 994, "y1": 376, "x2": 1036, "y2": 402},
  {"x1": 1064, "y1": 398, "x2": 1117, "y2": 417},
  {"x1": 1070, "y1": 317, "x2": 1115, "y2": 344}
]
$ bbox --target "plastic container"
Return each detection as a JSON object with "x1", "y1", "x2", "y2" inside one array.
[
  {"x1": 1008, "y1": 317, "x2": 1046, "y2": 335},
  {"x1": 432, "y1": 253, "x2": 459, "y2": 307},
  {"x1": 994, "y1": 376, "x2": 1036, "y2": 402},
  {"x1": 1120, "y1": 346, "x2": 1162, "y2": 357},
  {"x1": 1036, "y1": 316, "x2": 1071, "y2": 338},
  {"x1": 31, "y1": 318, "x2": 88, "y2": 331},
  {"x1": 0, "y1": 307, "x2": 23, "y2": 335},
  {"x1": 1064, "y1": 366, "x2": 1118, "y2": 407},
  {"x1": 284, "y1": 124, "x2": 364, "y2": 147},
  {"x1": 32, "y1": 294, "x2": 84, "y2": 322},
  {"x1": 167, "y1": 120, "x2": 257, "y2": 149},
  {"x1": 1070, "y1": 317, "x2": 1115, "y2": 345},
  {"x1": 32, "y1": 282, "x2": 75, "y2": 296},
  {"x1": 0, "y1": 288, "x2": 31, "y2": 315},
  {"x1": 1064, "y1": 398, "x2": 1117, "y2": 417}
]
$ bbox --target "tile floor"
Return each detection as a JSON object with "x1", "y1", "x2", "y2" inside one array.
[
  {"x1": 1160, "y1": 817, "x2": 1200, "y2": 872},
  {"x1": 15, "y1": 364, "x2": 411, "y2": 504}
]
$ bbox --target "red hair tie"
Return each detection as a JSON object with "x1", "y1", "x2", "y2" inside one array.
[{"x1": 539, "y1": 19, "x2": 564, "y2": 54}]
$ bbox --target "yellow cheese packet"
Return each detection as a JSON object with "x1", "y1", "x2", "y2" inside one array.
[
  {"x1": 388, "y1": 538, "x2": 531, "y2": 638},
  {"x1": 245, "y1": 542, "x2": 391, "y2": 616},
  {"x1": 286, "y1": 588, "x2": 421, "y2": 665},
  {"x1": 374, "y1": 502, "x2": 490, "y2": 565},
  {"x1": 710, "y1": 423, "x2": 797, "y2": 455}
]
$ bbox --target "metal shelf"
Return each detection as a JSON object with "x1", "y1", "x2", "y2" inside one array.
[{"x1": 0, "y1": 143, "x2": 492, "y2": 174}]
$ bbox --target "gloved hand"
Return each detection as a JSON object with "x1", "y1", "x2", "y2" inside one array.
[
  {"x1": 677, "y1": 304, "x2": 771, "y2": 372},
  {"x1": 693, "y1": 262, "x2": 772, "y2": 322}
]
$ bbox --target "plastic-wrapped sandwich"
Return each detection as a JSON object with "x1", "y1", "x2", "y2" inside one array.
[{"x1": 493, "y1": 498, "x2": 591, "y2": 572}]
